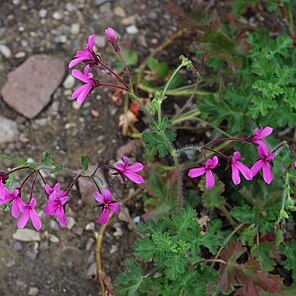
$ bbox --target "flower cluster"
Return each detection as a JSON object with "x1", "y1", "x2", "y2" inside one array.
[
  {"x1": 188, "y1": 127, "x2": 283, "y2": 188},
  {"x1": 0, "y1": 156, "x2": 144, "y2": 230},
  {"x1": 69, "y1": 28, "x2": 129, "y2": 105}
]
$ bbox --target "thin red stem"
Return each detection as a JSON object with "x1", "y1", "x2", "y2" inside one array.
[
  {"x1": 67, "y1": 174, "x2": 81, "y2": 194},
  {"x1": 202, "y1": 147, "x2": 230, "y2": 160},
  {"x1": 99, "y1": 83, "x2": 128, "y2": 91},
  {"x1": 117, "y1": 50, "x2": 132, "y2": 80},
  {"x1": 19, "y1": 171, "x2": 36, "y2": 190},
  {"x1": 98, "y1": 61, "x2": 129, "y2": 89}
]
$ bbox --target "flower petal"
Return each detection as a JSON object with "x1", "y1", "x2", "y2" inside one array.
[
  {"x1": 30, "y1": 209, "x2": 42, "y2": 231},
  {"x1": 262, "y1": 163, "x2": 273, "y2": 184},
  {"x1": 96, "y1": 208, "x2": 110, "y2": 225},
  {"x1": 231, "y1": 165, "x2": 241, "y2": 185},
  {"x1": 94, "y1": 192, "x2": 104, "y2": 204},
  {"x1": 76, "y1": 84, "x2": 92, "y2": 104},
  {"x1": 258, "y1": 145, "x2": 268, "y2": 158},
  {"x1": 71, "y1": 85, "x2": 84, "y2": 99},
  {"x1": 69, "y1": 56, "x2": 87, "y2": 68},
  {"x1": 188, "y1": 167, "x2": 206, "y2": 178},
  {"x1": 233, "y1": 151, "x2": 241, "y2": 161},
  {"x1": 236, "y1": 162, "x2": 253, "y2": 181},
  {"x1": 205, "y1": 170, "x2": 215, "y2": 189},
  {"x1": 87, "y1": 34, "x2": 95, "y2": 50},
  {"x1": 127, "y1": 162, "x2": 144, "y2": 172},
  {"x1": 109, "y1": 202, "x2": 120, "y2": 215},
  {"x1": 56, "y1": 207, "x2": 67, "y2": 227},
  {"x1": 17, "y1": 211, "x2": 29, "y2": 229},
  {"x1": 123, "y1": 171, "x2": 145, "y2": 184},
  {"x1": 102, "y1": 188, "x2": 113, "y2": 203},
  {"x1": 260, "y1": 127, "x2": 273, "y2": 138},
  {"x1": 251, "y1": 160, "x2": 264, "y2": 177},
  {"x1": 72, "y1": 69, "x2": 89, "y2": 83}
]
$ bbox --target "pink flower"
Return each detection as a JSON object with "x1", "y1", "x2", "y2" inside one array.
[
  {"x1": 231, "y1": 151, "x2": 253, "y2": 185},
  {"x1": 44, "y1": 183, "x2": 68, "y2": 227},
  {"x1": 294, "y1": 161, "x2": 296, "y2": 169},
  {"x1": 94, "y1": 188, "x2": 120, "y2": 225},
  {"x1": 188, "y1": 156, "x2": 219, "y2": 189},
  {"x1": 69, "y1": 34, "x2": 97, "y2": 68},
  {"x1": 115, "y1": 156, "x2": 144, "y2": 184},
  {"x1": 71, "y1": 65, "x2": 96, "y2": 104},
  {"x1": 0, "y1": 179, "x2": 9, "y2": 204},
  {"x1": 0, "y1": 186, "x2": 24, "y2": 218},
  {"x1": 17, "y1": 198, "x2": 42, "y2": 231},
  {"x1": 252, "y1": 127, "x2": 273, "y2": 149},
  {"x1": 251, "y1": 145, "x2": 275, "y2": 184},
  {"x1": 105, "y1": 27, "x2": 120, "y2": 52}
]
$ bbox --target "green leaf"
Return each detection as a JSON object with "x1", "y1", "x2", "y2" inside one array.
[
  {"x1": 41, "y1": 152, "x2": 53, "y2": 166},
  {"x1": 115, "y1": 260, "x2": 145, "y2": 296},
  {"x1": 251, "y1": 243, "x2": 277, "y2": 273},
  {"x1": 281, "y1": 240, "x2": 296, "y2": 281},
  {"x1": 230, "y1": 205, "x2": 256, "y2": 223},
  {"x1": 80, "y1": 155, "x2": 90, "y2": 171},
  {"x1": 201, "y1": 180, "x2": 225, "y2": 209},
  {"x1": 134, "y1": 238, "x2": 156, "y2": 261}
]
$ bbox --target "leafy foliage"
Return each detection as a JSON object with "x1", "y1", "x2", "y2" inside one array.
[
  {"x1": 142, "y1": 117, "x2": 176, "y2": 158},
  {"x1": 200, "y1": 31, "x2": 296, "y2": 133},
  {"x1": 116, "y1": 207, "x2": 224, "y2": 295},
  {"x1": 219, "y1": 242, "x2": 282, "y2": 295}
]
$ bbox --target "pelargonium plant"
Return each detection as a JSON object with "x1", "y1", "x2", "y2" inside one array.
[{"x1": 1, "y1": 25, "x2": 296, "y2": 296}]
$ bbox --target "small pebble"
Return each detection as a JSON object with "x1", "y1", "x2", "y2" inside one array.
[
  {"x1": 15, "y1": 51, "x2": 26, "y2": 58},
  {"x1": 49, "y1": 234, "x2": 60, "y2": 243},
  {"x1": 114, "y1": 6, "x2": 126, "y2": 17},
  {"x1": 39, "y1": 9, "x2": 47, "y2": 18},
  {"x1": 52, "y1": 11, "x2": 63, "y2": 20},
  {"x1": 0, "y1": 44, "x2": 11, "y2": 58},
  {"x1": 85, "y1": 222, "x2": 95, "y2": 231},
  {"x1": 94, "y1": 35, "x2": 106, "y2": 48},
  {"x1": 71, "y1": 23, "x2": 80, "y2": 35},
  {"x1": 63, "y1": 75, "x2": 75, "y2": 89},
  {"x1": 126, "y1": 25, "x2": 138, "y2": 35},
  {"x1": 67, "y1": 217, "x2": 76, "y2": 230},
  {"x1": 28, "y1": 287, "x2": 39, "y2": 296}
]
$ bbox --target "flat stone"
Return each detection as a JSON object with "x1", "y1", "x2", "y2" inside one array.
[
  {"x1": 114, "y1": 6, "x2": 126, "y2": 17},
  {"x1": 67, "y1": 217, "x2": 75, "y2": 230},
  {"x1": 1, "y1": 55, "x2": 65, "y2": 118},
  {"x1": 12, "y1": 229, "x2": 41, "y2": 241},
  {"x1": 94, "y1": 35, "x2": 106, "y2": 48},
  {"x1": 0, "y1": 116, "x2": 19, "y2": 144}
]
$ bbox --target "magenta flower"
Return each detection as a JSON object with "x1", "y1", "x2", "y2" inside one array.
[
  {"x1": 1, "y1": 187, "x2": 24, "y2": 218},
  {"x1": 188, "y1": 156, "x2": 219, "y2": 189},
  {"x1": 0, "y1": 179, "x2": 9, "y2": 204},
  {"x1": 105, "y1": 27, "x2": 120, "y2": 52},
  {"x1": 115, "y1": 156, "x2": 144, "y2": 184},
  {"x1": 251, "y1": 145, "x2": 275, "y2": 184},
  {"x1": 231, "y1": 151, "x2": 253, "y2": 185},
  {"x1": 94, "y1": 188, "x2": 120, "y2": 225},
  {"x1": 294, "y1": 161, "x2": 296, "y2": 169},
  {"x1": 252, "y1": 127, "x2": 273, "y2": 149},
  {"x1": 44, "y1": 183, "x2": 68, "y2": 227},
  {"x1": 69, "y1": 34, "x2": 97, "y2": 68},
  {"x1": 17, "y1": 198, "x2": 42, "y2": 231},
  {"x1": 71, "y1": 65, "x2": 96, "y2": 104}
]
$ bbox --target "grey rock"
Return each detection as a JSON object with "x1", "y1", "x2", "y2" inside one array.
[
  {"x1": 49, "y1": 234, "x2": 60, "y2": 243},
  {"x1": 94, "y1": 35, "x2": 106, "y2": 48},
  {"x1": 0, "y1": 116, "x2": 19, "y2": 144},
  {"x1": 71, "y1": 23, "x2": 80, "y2": 35},
  {"x1": 63, "y1": 75, "x2": 75, "y2": 89},
  {"x1": 65, "y1": 3, "x2": 76, "y2": 11},
  {"x1": 85, "y1": 222, "x2": 95, "y2": 231},
  {"x1": 12, "y1": 241, "x2": 23, "y2": 251},
  {"x1": 86, "y1": 262, "x2": 96, "y2": 277},
  {"x1": 94, "y1": 0, "x2": 108, "y2": 6},
  {"x1": 38, "y1": 9, "x2": 47, "y2": 18},
  {"x1": 52, "y1": 11, "x2": 63, "y2": 20},
  {"x1": 16, "y1": 280, "x2": 27, "y2": 291},
  {"x1": 67, "y1": 217, "x2": 75, "y2": 230},
  {"x1": 28, "y1": 287, "x2": 39, "y2": 296},
  {"x1": 25, "y1": 248, "x2": 39, "y2": 260},
  {"x1": 0, "y1": 44, "x2": 11, "y2": 58},
  {"x1": 13, "y1": 229, "x2": 41, "y2": 242},
  {"x1": 1, "y1": 54, "x2": 65, "y2": 118},
  {"x1": 126, "y1": 25, "x2": 139, "y2": 35},
  {"x1": 15, "y1": 51, "x2": 26, "y2": 58}
]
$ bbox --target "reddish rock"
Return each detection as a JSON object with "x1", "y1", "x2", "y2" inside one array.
[{"x1": 1, "y1": 55, "x2": 65, "y2": 118}]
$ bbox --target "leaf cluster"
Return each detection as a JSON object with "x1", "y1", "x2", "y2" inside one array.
[{"x1": 115, "y1": 207, "x2": 224, "y2": 295}]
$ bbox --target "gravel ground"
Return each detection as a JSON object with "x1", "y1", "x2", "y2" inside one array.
[{"x1": 0, "y1": 0, "x2": 179, "y2": 295}]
